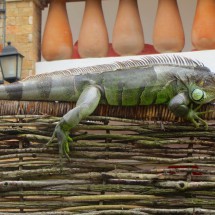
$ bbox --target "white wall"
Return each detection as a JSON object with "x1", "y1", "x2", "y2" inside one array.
[{"x1": 41, "y1": 0, "x2": 197, "y2": 55}]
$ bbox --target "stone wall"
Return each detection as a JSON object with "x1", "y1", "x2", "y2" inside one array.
[
  {"x1": 0, "y1": 1, "x2": 6, "y2": 51},
  {"x1": 5, "y1": 0, "x2": 44, "y2": 78}
]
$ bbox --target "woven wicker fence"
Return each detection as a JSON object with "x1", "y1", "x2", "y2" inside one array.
[{"x1": 0, "y1": 101, "x2": 214, "y2": 214}]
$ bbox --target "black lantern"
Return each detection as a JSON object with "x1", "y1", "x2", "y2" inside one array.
[
  {"x1": 0, "y1": 42, "x2": 24, "y2": 83},
  {"x1": 0, "y1": 66, "x2": 4, "y2": 84}
]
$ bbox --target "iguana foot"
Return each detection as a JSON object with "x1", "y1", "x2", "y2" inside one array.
[
  {"x1": 187, "y1": 105, "x2": 211, "y2": 129},
  {"x1": 46, "y1": 123, "x2": 72, "y2": 160}
]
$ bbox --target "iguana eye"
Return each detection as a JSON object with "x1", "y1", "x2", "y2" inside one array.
[{"x1": 191, "y1": 89, "x2": 206, "y2": 102}]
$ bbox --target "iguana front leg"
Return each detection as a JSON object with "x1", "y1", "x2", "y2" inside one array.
[
  {"x1": 47, "y1": 85, "x2": 102, "y2": 159},
  {"x1": 168, "y1": 92, "x2": 208, "y2": 128}
]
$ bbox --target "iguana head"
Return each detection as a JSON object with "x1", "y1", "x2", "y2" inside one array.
[{"x1": 189, "y1": 72, "x2": 215, "y2": 105}]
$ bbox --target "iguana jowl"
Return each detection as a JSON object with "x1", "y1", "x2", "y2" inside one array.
[{"x1": 0, "y1": 55, "x2": 214, "y2": 158}]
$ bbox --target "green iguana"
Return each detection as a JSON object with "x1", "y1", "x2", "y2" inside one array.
[{"x1": 0, "y1": 55, "x2": 214, "y2": 158}]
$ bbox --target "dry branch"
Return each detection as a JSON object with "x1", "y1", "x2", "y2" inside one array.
[{"x1": 0, "y1": 111, "x2": 214, "y2": 213}]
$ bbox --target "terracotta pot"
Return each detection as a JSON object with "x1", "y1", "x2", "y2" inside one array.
[
  {"x1": 153, "y1": 0, "x2": 185, "y2": 53},
  {"x1": 112, "y1": 0, "x2": 144, "y2": 56},
  {"x1": 42, "y1": 0, "x2": 73, "y2": 61},
  {"x1": 192, "y1": 0, "x2": 215, "y2": 50},
  {"x1": 78, "y1": 0, "x2": 109, "y2": 58}
]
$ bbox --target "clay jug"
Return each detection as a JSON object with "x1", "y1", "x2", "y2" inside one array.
[
  {"x1": 112, "y1": 0, "x2": 144, "y2": 56},
  {"x1": 192, "y1": 0, "x2": 215, "y2": 50},
  {"x1": 153, "y1": 0, "x2": 185, "y2": 52},
  {"x1": 78, "y1": 0, "x2": 109, "y2": 58},
  {"x1": 42, "y1": 0, "x2": 73, "y2": 61}
]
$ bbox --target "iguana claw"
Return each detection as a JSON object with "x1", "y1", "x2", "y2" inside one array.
[
  {"x1": 46, "y1": 123, "x2": 72, "y2": 160},
  {"x1": 187, "y1": 110, "x2": 207, "y2": 129},
  {"x1": 187, "y1": 104, "x2": 212, "y2": 129}
]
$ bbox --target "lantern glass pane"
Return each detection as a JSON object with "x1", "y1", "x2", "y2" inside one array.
[
  {"x1": 0, "y1": 55, "x2": 17, "y2": 79},
  {"x1": 0, "y1": 65, "x2": 4, "y2": 84},
  {"x1": 17, "y1": 55, "x2": 23, "y2": 79}
]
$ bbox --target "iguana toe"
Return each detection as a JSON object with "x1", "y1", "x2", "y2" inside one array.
[
  {"x1": 46, "y1": 123, "x2": 72, "y2": 160},
  {"x1": 61, "y1": 135, "x2": 72, "y2": 161},
  {"x1": 187, "y1": 109, "x2": 208, "y2": 129}
]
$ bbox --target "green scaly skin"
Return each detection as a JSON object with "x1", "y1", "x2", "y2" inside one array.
[
  {"x1": 49, "y1": 70, "x2": 215, "y2": 159},
  {"x1": 171, "y1": 74, "x2": 214, "y2": 129},
  {"x1": 0, "y1": 55, "x2": 214, "y2": 159},
  {"x1": 49, "y1": 60, "x2": 215, "y2": 159},
  {"x1": 46, "y1": 85, "x2": 102, "y2": 159}
]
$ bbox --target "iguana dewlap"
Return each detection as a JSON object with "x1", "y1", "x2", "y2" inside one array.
[{"x1": 0, "y1": 55, "x2": 214, "y2": 158}]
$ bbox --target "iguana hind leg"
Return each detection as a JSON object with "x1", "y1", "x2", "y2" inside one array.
[{"x1": 47, "y1": 85, "x2": 102, "y2": 159}]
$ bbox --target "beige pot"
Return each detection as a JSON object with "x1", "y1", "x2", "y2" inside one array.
[
  {"x1": 112, "y1": 0, "x2": 144, "y2": 56},
  {"x1": 153, "y1": 0, "x2": 185, "y2": 53},
  {"x1": 42, "y1": 0, "x2": 73, "y2": 61},
  {"x1": 192, "y1": 0, "x2": 215, "y2": 50},
  {"x1": 78, "y1": 0, "x2": 109, "y2": 58}
]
